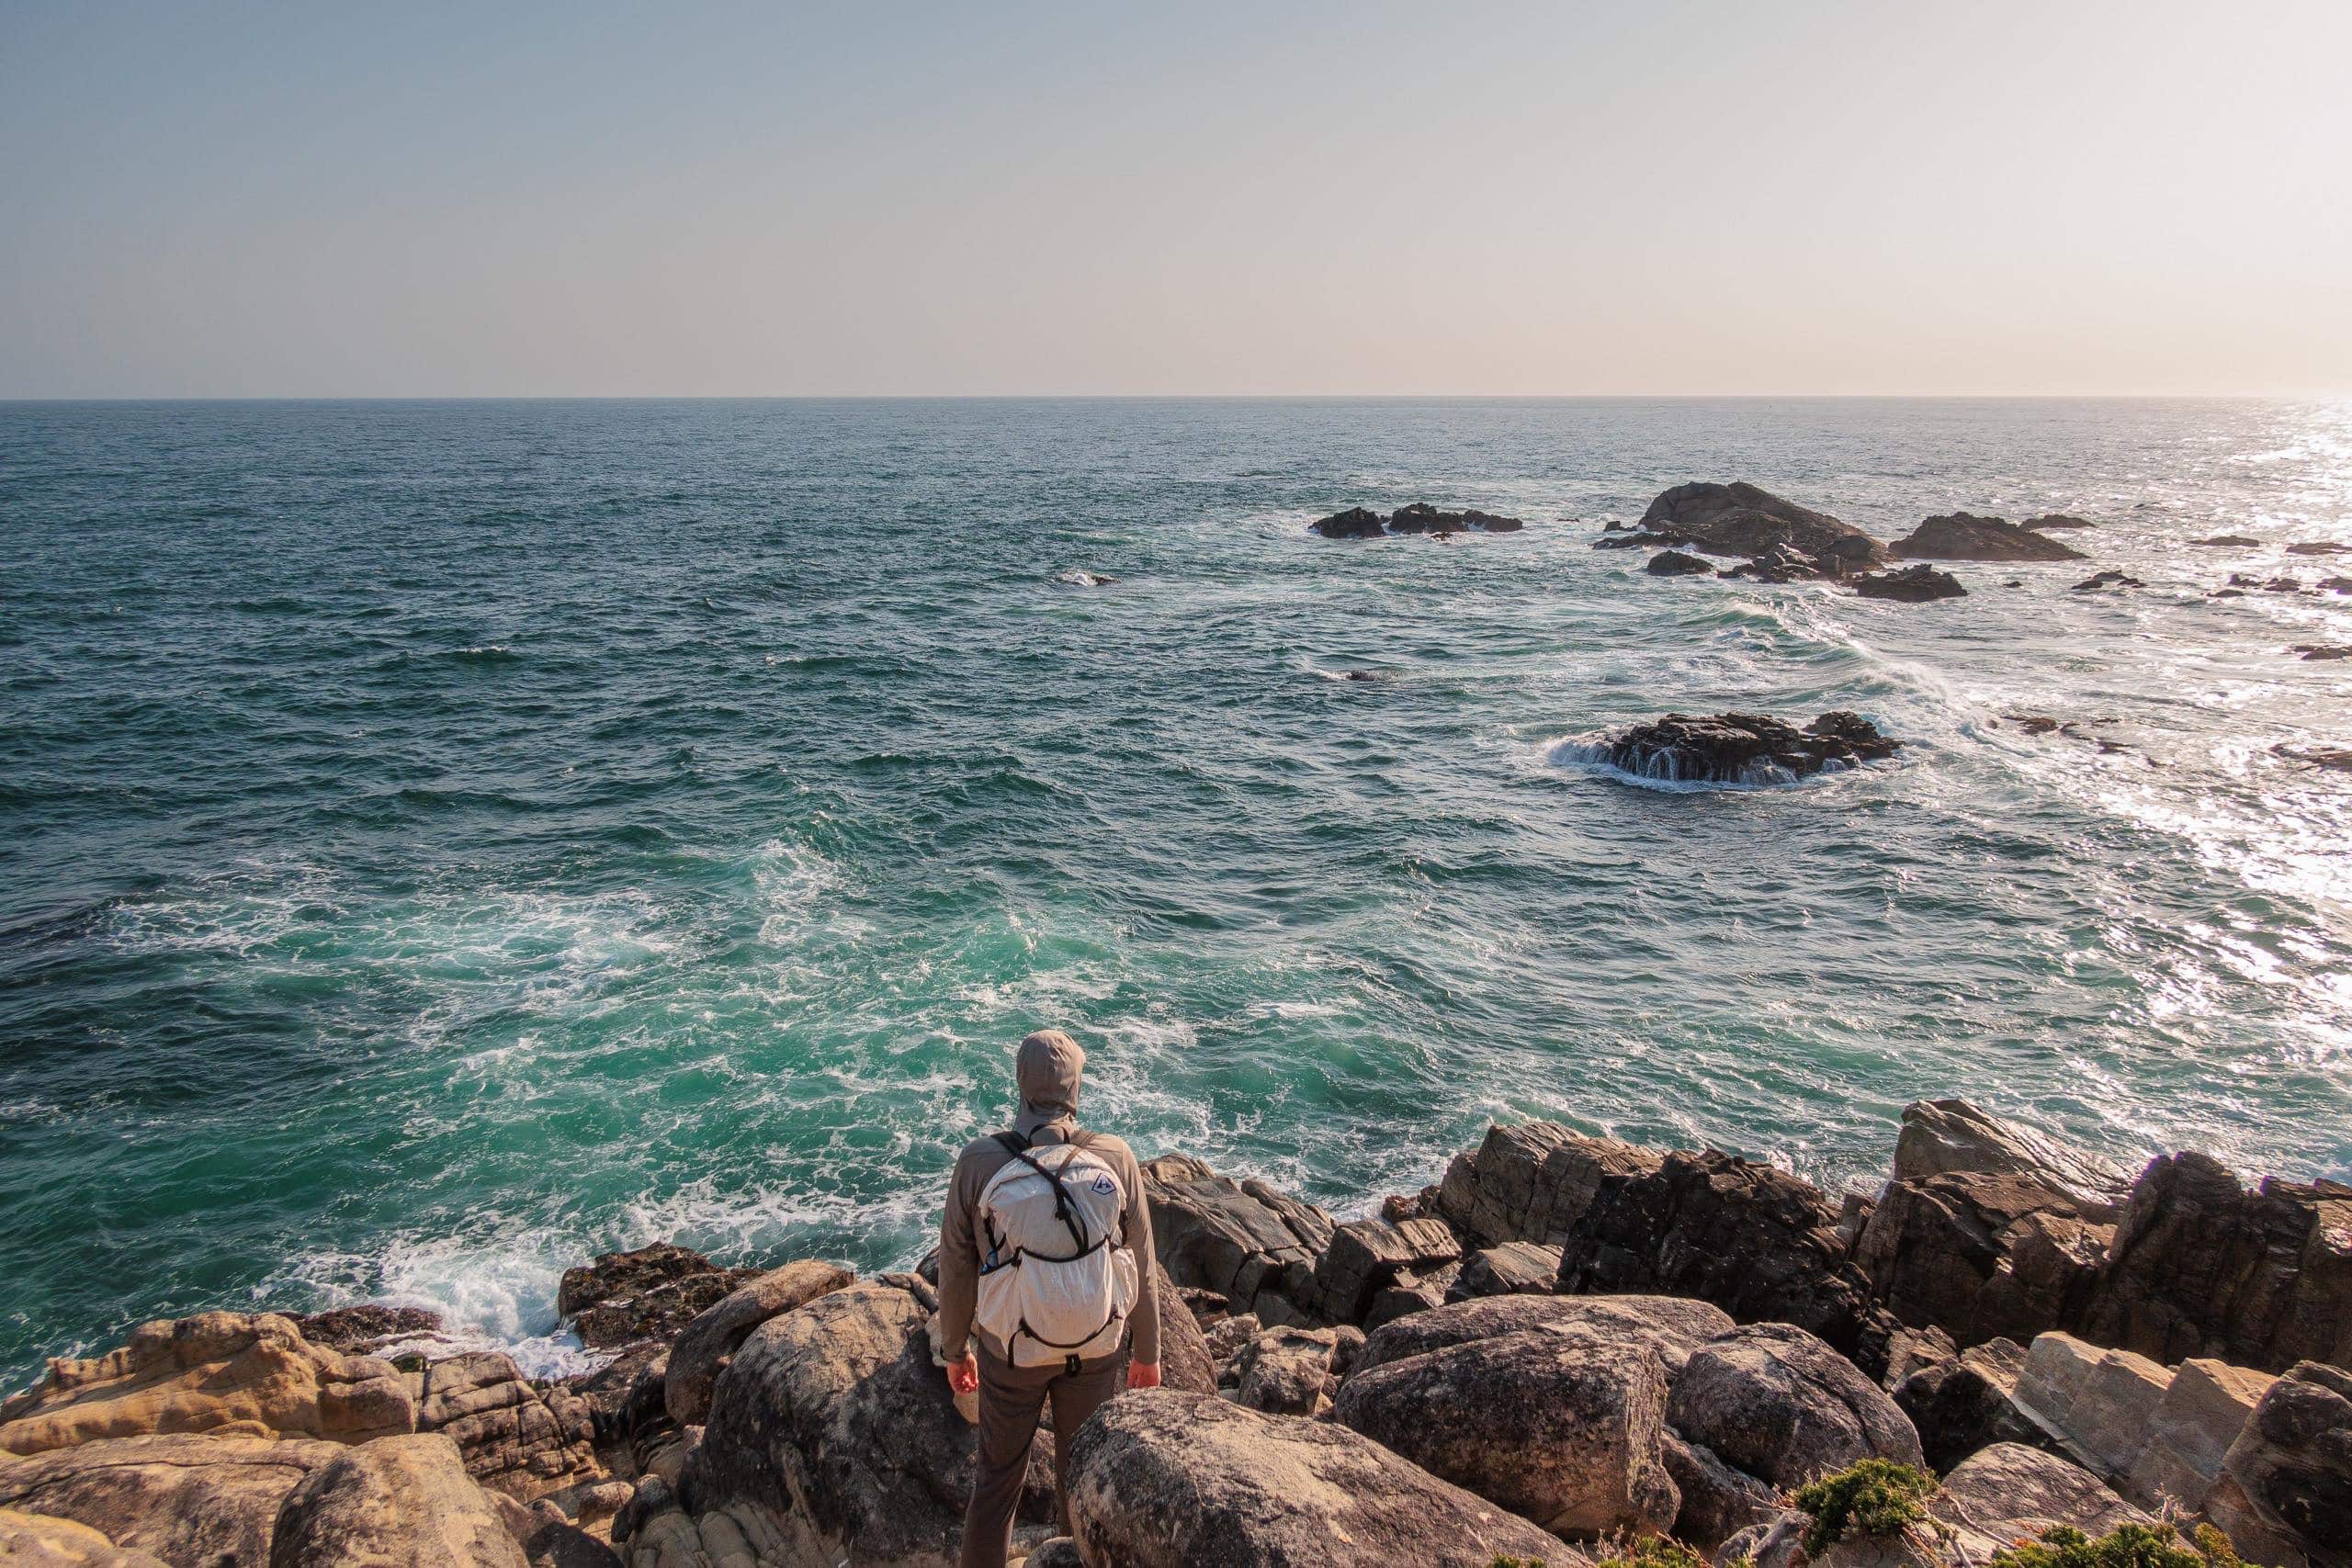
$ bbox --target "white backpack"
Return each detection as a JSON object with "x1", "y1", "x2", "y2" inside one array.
[{"x1": 971, "y1": 1132, "x2": 1139, "y2": 1369}]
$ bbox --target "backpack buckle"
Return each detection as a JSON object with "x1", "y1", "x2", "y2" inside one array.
[{"x1": 1064, "y1": 1353, "x2": 1082, "y2": 1377}]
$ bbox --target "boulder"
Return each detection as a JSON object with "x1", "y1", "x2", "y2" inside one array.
[
  {"x1": 1351, "y1": 1292, "x2": 1734, "y2": 1382},
  {"x1": 1852, "y1": 565, "x2": 1966, "y2": 602},
  {"x1": 1302, "y1": 1215, "x2": 1459, "y2": 1324},
  {"x1": 1450, "y1": 1243, "x2": 1564, "y2": 1301},
  {"x1": 1307, "y1": 507, "x2": 1385, "y2": 539},
  {"x1": 1437, "y1": 1123, "x2": 1663, "y2": 1250},
  {"x1": 1661, "y1": 1432, "x2": 1782, "y2": 1551},
  {"x1": 679, "y1": 1278, "x2": 1052, "y2": 1568},
  {"x1": 1334, "y1": 1329, "x2": 1679, "y2": 1538},
  {"x1": 1932, "y1": 1443, "x2": 2147, "y2": 1557},
  {"x1": 1647, "y1": 550, "x2": 1716, "y2": 576},
  {"x1": 1145, "y1": 1257, "x2": 1220, "y2": 1396},
  {"x1": 1363, "y1": 1262, "x2": 1458, "y2": 1328},
  {"x1": 1890, "y1": 513, "x2": 2087, "y2": 562},
  {"x1": 558, "y1": 1245, "x2": 763, "y2": 1352},
  {"x1": 494, "y1": 1493, "x2": 623, "y2": 1568},
  {"x1": 2012, "y1": 1332, "x2": 2175, "y2": 1478},
  {"x1": 1665, "y1": 1324, "x2": 1925, "y2": 1489},
  {"x1": 1556, "y1": 1149, "x2": 1890, "y2": 1369},
  {"x1": 415, "y1": 1352, "x2": 602, "y2": 1501},
  {"x1": 1231, "y1": 1327, "x2": 1354, "y2": 1417},
  {"x1": 267, "y1": 1432, "x2": 526, "y2": 1567},
  {"x1": 1140, "y1": 1156, "x2": 1334, "y2": 1326},
  {"x1": 1595, "y1": 712, "x2": 1900, "y2": 784},
  {"x1": 1638, "y1": 482, "x2": 1887, "y2": 567},
  {"x1": 1852, "y1": 1169, "x2": 2112, "y2": 1348},
  {"x1": 662, "y1": 1260, "x2": 853, "y2": 1426},
  {"x1": 1062, "y1": 1390, "x2": 1577, "y2": 1567},
  {"x1": 1892, "y1": 1337, "x2": 2058, "y2": 1472},
  {"x1": 1891, "y1": 1100, "x2": 2132, "y2": 1216},
  {"x1": 0, "y1": 1314, "x2": 413, "y2": 1454},
  {"x1": 0, "y1": 1507, "x2": 167, "y2": 1566},
  {"x1": 2215, "y1": 1359, "x2": 2352, "y2": 1562},
  {"x1": 2078, "y1": 1153, "x2": 2352, "y2": 1373},
  {"x1": 0, "y1": 1433, "x2": 339, "y2": 1567},
  {"x1": 2125, "y1": 1358, "x2": 2274, "y2": 1514}
]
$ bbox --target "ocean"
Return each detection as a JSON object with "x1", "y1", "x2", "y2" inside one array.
[{"x1": 2, "y1": 396, "x2": 2346, "y2": 1387}]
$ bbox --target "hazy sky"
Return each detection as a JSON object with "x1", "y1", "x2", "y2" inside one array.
[{"x1": 4, "y1": 0, "x2": 2348, "y2": 397}]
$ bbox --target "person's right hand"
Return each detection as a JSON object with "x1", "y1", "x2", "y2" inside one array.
[{"x1": 946, "y1": 1352, "x2": 979, "y2": 1396}]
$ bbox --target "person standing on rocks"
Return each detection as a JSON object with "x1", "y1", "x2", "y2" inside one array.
[{"x1": 937, "y1": 1028, "x2": 1161, "y2": 1568}]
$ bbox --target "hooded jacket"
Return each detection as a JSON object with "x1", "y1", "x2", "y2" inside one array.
[{"x1": 935, "y1": 1030, "x2": 1160, "y2": 1368}]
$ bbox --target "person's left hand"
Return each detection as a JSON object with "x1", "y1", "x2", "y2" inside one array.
[{"x1": 1126, "y1": 1359, "x2": 1160, "y2": 1391}]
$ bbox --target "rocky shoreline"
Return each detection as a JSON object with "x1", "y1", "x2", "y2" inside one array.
[{"x1": 3, "y1": 1100, "x2": 2346, "y2": 1567}]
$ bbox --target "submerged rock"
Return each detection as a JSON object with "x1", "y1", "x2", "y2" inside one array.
[
  {"x1": 1638, "y1": 481, "x2": 1888, "y2": 566},
  {"x1": 2294, "y1": 644, "x2": 2352, "y2": 660},
  {"x1": 2192, "y1": 535, "x2": 2263, "y2": 547},
  {"x1": 2288, "y1": 540, "x2": 2350, "y2": 556},
  {"x1": 1724, "y1": 540, "x2": 1830, "y2": 582},
  {"x1": 1852, "y1": 564, "x2": 1966, "y2": 602},
  {"x1": 2274, "y1": 744, "x2": 2352, "y2": 773},
  {"x1": 1592, "y1": 530, "x2": 1692, "y2": 550},
  {"x1": 1891, "y1": 513, "x2": 2087, "y2": 561},
  {"x1": 2023, "y1": 513, "x2": 2098, "y2": 530},
  {"x1": 2074, "y1": 570, "x2": 2145, "y2": 592},
  {"x1": 1595, "y1": 711, "x2": 1899, "y2": 784}
]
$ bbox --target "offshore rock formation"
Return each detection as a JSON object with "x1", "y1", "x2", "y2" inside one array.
[
  {"x1": 1306, "y1": 502, "x2": 1526, "y2": 538},
  {"x1": 6, "y1": 1098, "x2": 2348, "y2": 1568},
  {"x1": 1854, "y1": 563, "x2": 1968, "y2": 601},
  {"x1": 1890, "y1": 513, "x2": 2088, "y2": 561},
  {"x1": 1595, "y1": 710, "x2": 1901, "y2": 784},
  {"x1": 1637, "y1": 481, "x2": 1889, "y2": 568}
]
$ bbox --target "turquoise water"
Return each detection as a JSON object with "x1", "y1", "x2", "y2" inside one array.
[{"x1": 3, "y1": 398, "x2": 2348, "y2": 1386}]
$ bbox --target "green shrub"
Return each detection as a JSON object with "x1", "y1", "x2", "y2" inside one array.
[
  {"x1": 1790, "y1": 1459, "x2": 1939, "y2": 1554},
  {"x1": 1488, "y1": 1558, "x2": 1547, "y2": 1568},
  {"x1": 1986, "y1": 1522, "x2": 2242, "y2": 1568},
  {"x1": 1589, "y1": 1534, "x2": 1747, "y2": 1568}
]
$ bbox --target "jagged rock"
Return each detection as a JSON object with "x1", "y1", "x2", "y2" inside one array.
[
  {"x1": 1437, "y1": 1123, "x2": 1664, "y2": 1250},
  {"x1": 1661, "y1": 1432, "x2": 1783, "y2": 1552},
  {"x1": 1891, "y1": 1100, "x2": 2130, "y2": 1216},
  {"x1": 662, "y1": 1260, "x2": 853, "y2": 1427},
  {"x1": 1388, "y1": 502, "x2": 1525, "y2": 534},
  {"x1": 1666, "y1": 1324, "x2": 1925, "y2": 1489},
  {"x1": 1638, "y1": 482, "x2": 1887, "y2": 566},
  {"x1": 1853, "y1": 564, "x2": 1966, "y2": 602},
  {"x1": 1231, "y1": 1327, "x2": 1354, "y2": 1416},
  {"x1": 1023, "y1": 1540, "x2": 1082, "y2": 1568},
  {"x1": 0, "y1": 1314, "x2": 413, "y2": 1454},
  {"x1": 2193, "y1": 535, "x2": 2263, "y2": 547},
  {"x1": 1596, "y1": 711, "x2": 1900, "y2": 784},
  {"x1": 416, "y1": 1352, "x2": 602, "y2": 1501},
  {"x1": 1062, "y1": 1391, "x2": 1577, "y2": 1567},
  {"x1": 493, "y1": 1491, "x2": 623, "y2": 1568},
  {"x1": 1556, "y1": 1150, "x2": 1892, "y2": 1369},
  {"x1": 1363, "y1": 1261, "x2": 1459, "y2": 1327},
  {"x1": 1891, "y1": 513, "x2": 2087, "y2": 561},
  {"x1": 1593, "y1": 530, "x2": 1693, "y2": 550},
  {"x1": 1141, "y1": 1155, "x2": 1333, "y2": 1326},
  {"x1": 2124, "y1": 1358, "x2": 2274, "y2": 1514},
  {"x1": 1307, "y1": 507, "x2": 1385, "y2": 539},
  {"x1": 1450, "y1": 1243, "x2": 1564, "y2": 1301},
  {"x1": 286, "y1": 1305, "x2": 445, "y2": 1357},
  {"x1": 2074, "y1": 570, "x2": 2144, "y2": 591},
  {"x1": 1335, "y1": 1328, "x2": 1679, "y2": 1538},
  {"x1": 1144, "y1": 1257, "x2": 1221, "y2": 1396},
  {"x1": 1892, "y1": 1337, "x2": 2058, "y2": 1472},
  {"x1": 1351, "y1": 1293, "x2": 1734, "y2": 1383},
  {"x1": 268, "y1": 1432, "x2": 525, "y2": 1567},
  {"x1": 1202, "y1": 1313, "x2": 1261, "y2": 1382},
  {"x1": 2023, "y1": 514, "x2": 2098, "y2": 530},
  {"x1": 2078, "y1": 1152, "x2": 2352, "y2": 1372},
  {"x1": 2296, "y1": 644, "x2": 2352, "y2": 661},
  {"x1": 1934, "y1": 1443, "x2": 2147, "y2": 1557},
  {"x1": 2013, "y1": 1333, "x2": 2175, "y2": 1477},
  {"x1": 2216, "y1": 1359, "x2": 2352, "y2": 1562},
  {"x1": 680, "y1": 1278, "x2": 1052, "y2": 1568},
  {"x1": 559, "y1": 1246, "x2": 763, "y2": 1351},
  {"x1": 0, "y1": 1507, "x2": 167, "y2": 1566},
  {"x1": 1724, "y1": 541, "x2": 1830, "y2": 582},
  {"x1": 2324, "y1": 577, "x2": 2352, "y2": 594},
  {"x1": 565, "y1": 1345, "x2": 666, "y2": 1447},
  {"x1": 1303, "y1": 1215, "x2": 1460, "y2": 1324},
  {"x1": 1877, "y1": 1324, "x2": 1958, "y2": 1390},
  {"x1": 1647, "y1": 549, "x2": 1715, "y2": 576},
  {"x1": 0, "y1": 1433, "x2": 340, "y2": 1567},
  {"x1": 1853, "y1": 1169, "x2": 2113, "y2": 1348}
]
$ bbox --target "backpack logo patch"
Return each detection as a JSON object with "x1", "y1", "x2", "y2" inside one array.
[{"x1": 1091, "y1": 1173, "x2": 1116, "y2": 1197}]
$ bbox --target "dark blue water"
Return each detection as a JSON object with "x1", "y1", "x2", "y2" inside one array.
[{"x1": 4, "y1": 398, "x2": 2347, "y2": 1385}]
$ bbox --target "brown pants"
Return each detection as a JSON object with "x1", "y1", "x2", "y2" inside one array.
[{"x1": 957, "y1": 1344, "x2": 1123, "y2": 1568}]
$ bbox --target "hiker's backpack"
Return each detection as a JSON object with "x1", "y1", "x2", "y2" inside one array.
[{"x1": 971, "y1": 1131, "x2": 1139, "y2": 1368}]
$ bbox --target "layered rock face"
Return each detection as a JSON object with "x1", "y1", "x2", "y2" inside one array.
[
  {"x1": 1893, "y1": 1099, "x2": 2132, "y2": 1215},
  {"x1": 1142, "y1": 1153, "x2": 1334, "y2": 1325},
  {"x1": 415, "y1": 1351, "x2": 602, "y2": 1501},
  {"x1": 267, "y1": 1433, "x2": 527, "y2": 1567},
  {"x1": 1597, "y1": 711, "x2": 1901, "y2": 784},
  {"x1": 1638, "y1": 481, "x2": 1888, "y2": 566},
  {"x1": 0, "y1": 1433, "x2": 344, "y2": 1566},
  {"x1": 1854, "y1": 1169, "x2": 2114, "y2": 1348},
  {"x1": 1890, "y1": 513, "x2": 2088, "y2": 561}
]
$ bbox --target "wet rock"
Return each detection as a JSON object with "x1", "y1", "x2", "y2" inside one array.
[
  {"x1": 1647, "y1": 549, "x2": 1716, "y2": 576},
  {"x1": 1307, "y1": 507, "x2": 1386, "y2": 539},
  {"x1": 2288, "y1": 540, "x2": 2351, "y2": 556},
  {"x1": 663, "y1": 1259, "x2": 853, "y2": 1427},
  {"x1": 1890, "y1": 513, "x2": 2087, "y2": 561},
  {"x1": 2273, "y1": 744, "x2": 2352, "y2": 773},
  {"x1": 1596, "y1": 711, "x2": 1900, "y2": 784},
  {"x1": 285, "y1": 1304, "x2": 445, "y2": 1357},
  {"x1": 2294, "y1": 644, "x2": 2352, "y2": 660},
  {"x1": 0, "y1": 1313, "x2": 413, "y2": 1454},
  {"x1": 1638, "y1": 482, "x2": 1888, "y2": 566},
  {"x1": 2215, "y1": 1359, "x2": 2352, "y2": 1562},
  {"x1": 1593, "y1": 530, "x2": 1693, "y2": 550},
  {"x1": 1047, "y1": 569, "x2": 1117, "y2": 589},
  {"x1": 1666, "y1": 1323, "x2": 1925, "y2": 1489},
  {"x1": 1450, "y1": 1242, "x2": 1565, "y2": 1301},
  {"x1": 0, "y1": 1432, "x2": 341, "y2": 1567},
  {"x1": 1853, "y1": 1169, "x2": 2113, "y2": 1348},
  {"x1": 558, "y1": 1245, "x2": 763, "y2": 1351},
  {"x1": 1141, "y1": 1155, "x2": 1334, "y2": 1325},
  {"x1": 1063, "y1": 1390, "x2": 1577, "y2": 1567},
  {"x1": 0, "y1": 1507, "x2": 165, "y2": 1566},
  {"x1": 1351, "y1": 1292, "x2": 1734, "y2": 1382},
  {"x1": 1334, "y1": 1328, "x2": 1680, "y2": 1538},
  {"x1": 1303, "y1": 1215, "x2": 1459, "y2": 1324},
  {"x1": 267, "y1": 1433, "x2": 526, "y2": 1568},
  {"x1": 1388, "y1": 502, "x2": 1525, "y2": 535},
  {"x1": 2191, "y1": 535, "x2": 2263, "y2": 547},
  {"x1": 2077, "y1": 1152, "x2": 2352, "y2": 1372},
  {"x1": 1557, "y1": 1150, "x2": 1893, "y2": 1370},
  {"x1": 1891, "y1": 1100, "x2": 2132, "y2": 1216},
  {"x1": 2023, "y1": 514, "x2": 2098, "y2": 530},
  {"x1": 2324, "y1": 576, "x2": 2352, "y2": 594},
  {"x1": 1853, "y1": 564, "x2": 1966, "y2": 602},
  {"x1": 2228, "y1": 572, "x2": 2308, "y2": 593},
  {"x1": 1724, "y1": 541, "x2": 1830, "y2": 582},
  {"x1": 2073, "y1": 570, "x2": 2145, "y2": 591},
  {"x1": 1436, "y1": 1122, "x2": 1664, "y2": 1250},
  {"x1": 415, "y1": 1352, "x2": 602, "y2": 1501}
]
